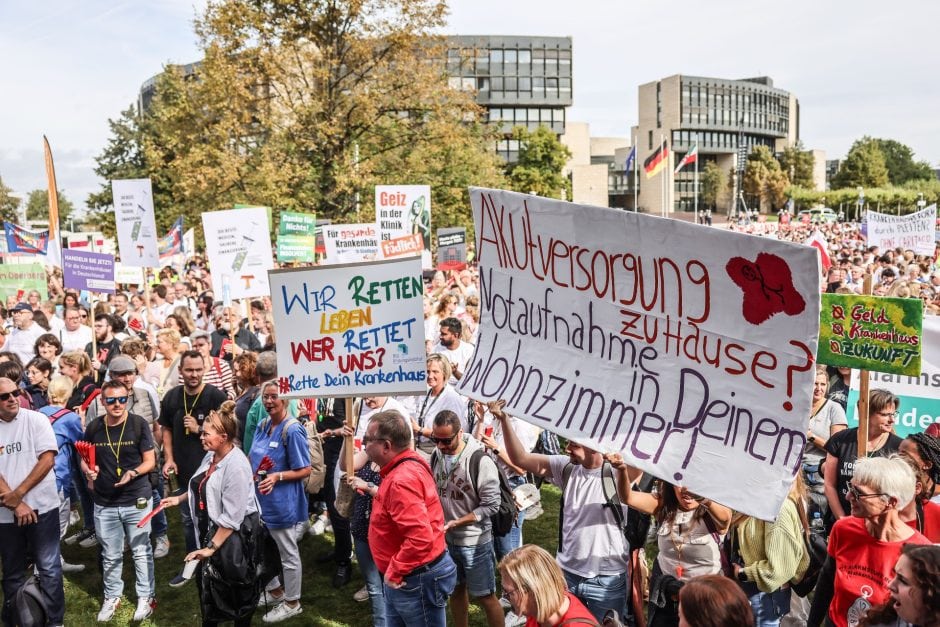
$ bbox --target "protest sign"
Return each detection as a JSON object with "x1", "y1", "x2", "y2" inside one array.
[
  {"x1": 277, "y1": 212, "x2": 317, "y2": 263},
  {"x1": 62, "y1": 250, "x2": 115, "y2": 294},
  {"x1": 375, "y1": 185, "x2": 431, "y2": 268},
  {"x1": 865, "y1": 205, "x2": 937, "y2": 256},
  {"x1": 437, "y1": 227, "x2": 467, "y2": 270},
  {"x1": 115, "y1": 264, "x2": 144, "y2": 286},
  {"x1": 202, "y1": 207, "x2": 273, "y2": 300},
  {"x1": 269, "y1": 256, "x2": 427, "y2": 397},
  {"x1": 322, "y1": 223, "x2": 381, "y2": 264},
  {"x1": 111, "y1": 178, "x2": 160, "y2": 267},
  {"x1": 3, "y1": 223, "x2": 49, "y2": 255},
  {"x1": 818, "y1": 294, "x2": 922, "y2": 377},
  {"x1": 847, "y1": 316, "x2": 939, "y2": 437},
  {"x1": 0, "y1": 263, "x2": 46, "y2": 300},
  {"x1": 381, "y1": 233, "x2": 423, "y2": 259},
  {"x1": 458, "y1": 188, "x2": 821, "y2": 520}
]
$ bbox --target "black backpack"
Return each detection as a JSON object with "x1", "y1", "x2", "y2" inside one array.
[
  {"x1": 432, "y1": 447, "x2": 517, "y2": 537},
  {"x1": 12, "y1": 575, "x2": 47, "y2": 627}
]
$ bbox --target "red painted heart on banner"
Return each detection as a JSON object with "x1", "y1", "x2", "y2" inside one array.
[{"x1": 726, "y1": 253, "x2": 806, "y2": 325}]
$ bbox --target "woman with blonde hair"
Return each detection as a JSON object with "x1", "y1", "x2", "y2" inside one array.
[
  {"x1": 59, "y1": 350, "x2": 96, "y2": 412},
  {"x1": 148, "y1": 328, "x2": 182, "y2": 398},
  {"x1": 498, "y1": 544, "x2": 596, "y2": 626}
]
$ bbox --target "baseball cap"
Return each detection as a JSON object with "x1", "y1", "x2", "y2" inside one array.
[
  {"x1": 11, "y1": 303, "x2": 32, "y2": 312},
  {"x1": 108, "y1": 355, "x2": 137, "y2": 375}
]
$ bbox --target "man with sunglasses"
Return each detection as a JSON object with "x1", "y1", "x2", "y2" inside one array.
[
  {"x1": 0, "y1": 376, "x2": 64, "y2": 627},
  {"x1": 79, "y1": 379, "x2": 157, "y2": 622},
  {"x1": 428, "y1": 409, "x2": 503, "y2": 627}
]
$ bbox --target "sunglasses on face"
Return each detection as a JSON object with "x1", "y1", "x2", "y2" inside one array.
[
  {"x1": 430, "y1": 433, "x2": 459, "y2": 445},
  {"x1": 104, "y1": 396, "x2": 128, "y2": 405},
  {"x1": 0, "y1": 389, "x2": 21, "y2": 401}
]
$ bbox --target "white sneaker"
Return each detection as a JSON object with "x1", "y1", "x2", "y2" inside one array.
[
  {"x1": 133, "y1": 597, "x2": 156, "y2": 621},
  {"x1": 262, "y1": 601, "x2": 302, "y2": 623},
  {"x1": 97, "y1": 597, "x2": 120, "y2": 622},
  {"x1": 308, "y1": 517, "x2": 327, "y2": 536},
  {"x1": 323, "y1": 518, "x2": 333, "y2": 533},
  {"x1": 153, "y1": 535, "x2": 170, "y2": 559},
  {"x1": 257, "y1": 589, "x2": 284, "y2": 608},
  {"x1": 504, "y1": 611, "x2": 526, "y2": 627},
  {"x1": 79, "y1": 531, "x2": 99, "y2": 549},
  {"x1": 353, "y1": 585, "x2": 369, "y2": 602},
  {"x1": 68, "y1": 509, "x2": 80, "y2": 528},
  {"x1": 61, "y1": 557, "x2": 86, "y2": 573}
]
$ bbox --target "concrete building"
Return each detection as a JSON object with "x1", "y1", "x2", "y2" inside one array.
[
  {"x1": 633, "y1": 75, "x2": 800, "y2": 215},
  {"x1": 561, "y1": 122, "x2": 632, "y2": 208}
]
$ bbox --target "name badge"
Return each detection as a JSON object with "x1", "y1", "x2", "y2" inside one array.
[{"x1": 269, "y1": 441, "x2": 279, "y2": 449}]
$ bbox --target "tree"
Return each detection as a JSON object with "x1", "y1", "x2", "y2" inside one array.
[
  {"x1": 700, "y1": 161, "x2": 726, "y2": 210},
  {"x1": 778, "y1": 141, "x2": 816, "y2": 189},
  {"x1": 506, "y1": 125, "x2": 572, "y2": 199},
  {"x1": 0, "y1": 175, "x2": 19, "y2": 223},
  {"x1": 872, "y1": 138, "x2": 934, "y2": 185},
  {"x1": 742, "y1": 145, "x2": 788, "y2": 212},
  {"x1": 831, "y1": 137, "x2": 890, "y2": 189},
  {"x1": 25, "y1": 188, "x2": 74, "y2": 224},
  {"x1": 130, "y1": 0, "x2": 504, "y2": 242}
]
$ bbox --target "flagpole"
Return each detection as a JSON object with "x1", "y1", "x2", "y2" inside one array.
[
  {"x1": 660, "y1": 134, "x2": 665, "y2": 218},
  {"x1": 694, "y1": 138, "x2": 699, "y2": 222},
  {"x1": 632, "y1": 136, "x2": 638, "y2": 212}
]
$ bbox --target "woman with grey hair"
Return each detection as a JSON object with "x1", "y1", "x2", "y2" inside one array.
[{"x1": 808, "y1": 455, "x2": 931, "y2": 627}]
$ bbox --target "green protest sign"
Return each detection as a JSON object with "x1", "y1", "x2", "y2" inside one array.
[
  {"x1": 278, "y1": 211, "x2": 316, "y2": 237},
  {"x1": 0, "y1": 263, "x2": 47, "y2": 301},
  {"x1": 276, "y1": 211, "x2": 317, "y2": 262},
  {"x1": 818, "y1": 293, "x2": 923, "y2": 376}
]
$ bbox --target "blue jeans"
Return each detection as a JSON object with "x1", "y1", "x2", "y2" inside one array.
[
  {"x1": 0, "y1": 509, "x2": 64, "y2": 626},
  {"x1": 743, "y1": 583, "x2": 791, "y2": 627},
  {"x1": 495, "y1": 476, "x2": 527, "y2": 561},
  {"x1": 179, "y1": 493, "x2": 197, "y2": 552},
  {"x1": 563, "y1": 569, "x2": 629, "y2": 624},
  {"x1": 384, "y1": 552, "x2": 457, "y2": 627},
  {"x1": 73, "y1": 468, "x2": 95, "y2": 533},
  {"x1": 94, "y1": 503, "x2": 155, "y2": 600},
  {"x1": 354, "y1": 537, "x2": 386, "y2": 627},
  {"x1": 447, "y1": 540, "x2": 496, "y2": 598}
]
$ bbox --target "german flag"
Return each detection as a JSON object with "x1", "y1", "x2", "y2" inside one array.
[{"x1": 644, "y1": 141, "x2": 669, "y2": 179}]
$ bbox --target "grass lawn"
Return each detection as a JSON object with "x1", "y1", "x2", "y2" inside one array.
[{"x1": 60, "y1": 485, "x2": 562, "y2": 626}]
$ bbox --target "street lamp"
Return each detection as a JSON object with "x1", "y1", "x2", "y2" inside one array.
[{"x1": 856, "y1": 186, "x2": 865, "y2": 221}]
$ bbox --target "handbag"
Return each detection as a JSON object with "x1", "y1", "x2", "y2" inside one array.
[
  {"x1": 792, "y1": 497, "x2": 826, "y2": 598},
  {"x1": 334, "y1": 472, "x2": 357, "y2": 519}
]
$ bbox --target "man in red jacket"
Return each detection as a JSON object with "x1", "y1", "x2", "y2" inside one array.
[{"x1": 366, "y1": 410, "x2": 457, "y2": 627}]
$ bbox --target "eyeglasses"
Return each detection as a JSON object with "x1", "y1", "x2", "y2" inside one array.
[
  {"x1": 848, "y1": 485, "x2": 887, "y2": 500},
  {"x1": 502, "y1": 586, "x2": 524, "y2": 600},
  {"x1": 875, "y1": 411, "x2": 899, "y2": 419},
  {"x1": 430, "y1": 433, "x2": 459, "y2": 445},
  {"x1": 104, "y1": 396, "x2": 128, "y2": 405},
  {"x1": 0, "y1": 389, "x2": 21, "y2": 401},
  {"x1": 261, "y1": 394, "x2": 280, "y2": 401},
  {"x1": 362, "y1": 435, "x2": 387, "y2": 445}
]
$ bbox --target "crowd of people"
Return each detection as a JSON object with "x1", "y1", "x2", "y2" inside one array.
[{"x1": 0, "y1": 215, "x2": 938, "y2": 627}]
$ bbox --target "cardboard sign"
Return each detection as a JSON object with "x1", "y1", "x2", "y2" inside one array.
[
  {"x1": 268, "y1": 257, "x2": 427, "y2": 397},
  {"x1": 437, "y1": 227, "x2": 467, "y2": 270},
  {"x1": 846, "y1": 315, "x2": 939, "y2": 437},
  {"x1": 62, "y1": 250, "x2": 115, "y2": 294},
  {"x1": 115, "y1": 264, "x2": 144, "y2": 286},
  {"x1": 277, "y1": 212, "x2": 317, "y2": 263},
  {"x1": 866, "y1": 205, "x2": 937, "y2": 256},
  {"x1": 0, "y1": 263, "x2": 46, "y2": 301},
  {"x1": 111, "y1": 178, "x2": 160, "y2": 267},
  {"x1": 322, "y1": 223, "x2": 381, "y2": 264},
  {"x1": 458, "y1": 188, "x2": 821, "y2": 520},
  {"x1": 376, "y1": 185, "x2": 431, "y2": 268},
  {"x1": 819, "y1": 294, "x2": 922, "y2": 376},
  {"x1": 381, "y1": 233, "x2": 423, "y2": 259},
  {"x1": 202, "y1": 208, "x2": 274, "y2": 299}
]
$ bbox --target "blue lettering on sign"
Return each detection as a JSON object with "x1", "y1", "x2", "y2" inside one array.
[{"x1": 281, "y1": 282, "x2": 337, "y2": 315}]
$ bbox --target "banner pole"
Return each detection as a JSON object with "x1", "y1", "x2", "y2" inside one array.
[
  {"x1": 632, "y1": 135, "x2": 638, "y2": 212},
  {"x1": 90, "y1": 294, "x2": 99, "y2": 383},
  {"x1": 344, "y1": 397, "x2": 355, "y2": 476},
  {"x1": 856, "y1": 274, "x2": 873, "y2": 456}
]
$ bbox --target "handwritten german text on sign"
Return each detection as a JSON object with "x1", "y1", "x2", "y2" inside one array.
[
  {"x1": 269, "y1": 257, "x2": 427, "y2": 398},
  {"x1": 457, "y1": 188, "x2": 821, "y2": 520},
  {"x1": 111, "y1": 179, "x2": 160, "y2": 267},
  {"x1": 202, "y1": 208, "x2": 273, "y2": 300},
  {"x1": 866, "y1": 205, "x2": 937, "y2": 256},
  {"x1": 819, "y1": 293, "x2": 922, "y2": 377}
]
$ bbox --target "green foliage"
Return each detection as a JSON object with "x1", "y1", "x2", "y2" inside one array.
[
  {"x1": 871, "y1": 138, "x2": 935, "y2": 185},
  {"x1": 699, "y1": 161, "x2": 725, "y2": 210},
  {"x1": 506, "y1": 125, "x2": 572, "y2": 199},
  {"x1": 742, "y1": 145, "x2": 788, "y2": 212},
  {"x1": 0, "y1": 175, "x2": 19, "y2": 223},
  {"x1": 778, "y1": 141, "x2": 816, "y2": 189},
  {"x1": 831, "y1": 137, "x2": 890, "y2": 189},
  {"x1": 25, "y1": 188, "x2": 75, "y2": 224}
]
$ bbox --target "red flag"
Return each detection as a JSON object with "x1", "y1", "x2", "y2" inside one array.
[{"x1": 804, "y1": 230, "x2": 832, "y2": 273}]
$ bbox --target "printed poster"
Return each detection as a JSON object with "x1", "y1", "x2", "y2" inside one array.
[
  {"x1": 458, "y1": 187, "x2": 822, "y2": 520},
  {"x1": 202, "y1": 207, "x2": 274, "y2": 300},
  {"x1": 111, "y1": 178, "x2": 160, "y2": 267},
  {"x1": 322, "y1": 223, "x2": 381, "y2": 264},
  {"x1": 375, "y1": 185, "x2": 431, "y2": 269},
  {"x1": 269, "y1": 257, "x2": 427, "y2": 397},
  {"x1": 62, "y1": 250, "x2": 115, "y2": 294},
  {"x1": 277, "y1": 212, "x2": 317, "y2": 263}
]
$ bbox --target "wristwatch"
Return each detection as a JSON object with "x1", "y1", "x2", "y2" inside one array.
[
  {"x1": 207, "y1": 540, "x2": 218, "y2": 551},
  {"x1": 736, "y1": 569, "x2": 748, "y2": 583},
  {"x1": 367, "y1": 482, "x2": 376, "y2": 494}
]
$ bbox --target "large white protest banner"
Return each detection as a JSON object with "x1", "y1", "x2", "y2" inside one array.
[
  {"x1": 202, "y1": 208, "x2": 274, "y2": 300},
  {"x1": 269, "y1": 257, "x2": 427, "y2": 397},
  {"x1": 458, "y1": 188, "x2": 822, "y2": 520},
  {"x1": 111, "y1": 179, "x2": 160, "y2": 267},
  {"x1": 376, "y1": 185, "x2": 432, "y2": 268},
  {"x1": 866, "y1": 205, "x2": 937, "y2": 256},
  {"x1": 322, "y1": 223, "x2": 382, "y2": 264}
]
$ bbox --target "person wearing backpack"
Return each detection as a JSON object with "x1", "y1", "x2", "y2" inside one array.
[
  {"x1": 0, "y1": 375, "x2": 65, "y2": 627},
  {"x1": 491, "y1": 401, "x2": 632, "y2": 625},
  {"x1": 429, "y1": 409, "x2": 504, "y2": 627}
]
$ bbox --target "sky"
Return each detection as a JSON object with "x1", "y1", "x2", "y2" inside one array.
[{"x1": 1, "y1": 0, "x2": 938, "y2": 214}]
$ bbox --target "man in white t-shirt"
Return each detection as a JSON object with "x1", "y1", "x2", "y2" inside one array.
[
  {"x1": 431, "y1": 317, "x2": 476, "y2": 386},
  {"x1": 0, "y1": 376, "x2": 64, "y2": 626},
  {"x1": 3, "y1": 303, "x2": 47, "y2": 363},
  {"x1": 492, "y1": 402, "x2": 630, "y2": 624},
  {"x1": 60, "y1": 306, "x2": 94, "y2": 353}
]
